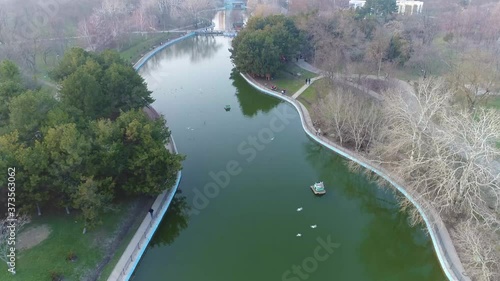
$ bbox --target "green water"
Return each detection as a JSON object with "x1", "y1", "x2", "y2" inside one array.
[{"x1": 132, "y1": 36, "x2": 446, "y2": 281}]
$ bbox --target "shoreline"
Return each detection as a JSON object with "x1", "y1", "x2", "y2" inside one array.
[
  {"x1": 104, "y1": 32, "x2": 196, "y2": 281},
  {"x1": 240, "y1": 72, "x2": 470, "y2": 281}
]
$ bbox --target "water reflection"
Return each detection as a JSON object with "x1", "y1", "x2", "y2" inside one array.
[
  {"x1": 230, "y1": 68, "x2": 281, "y2": 117},
  {"x1": 212, "y1": 10, "x2": 246, "y2": 31},
  {"x1": 149, "y1": 192, "x2": 190, "y2": 247},
  {"x1": 141, "y1": 35, "x2": 223, "y2": 72},
  {"x1": 302, "y1": 140, "x2": 445, "y2": 280},
  {"x1": 359, "y1": 211, "x2": 441, "y2": 281}
]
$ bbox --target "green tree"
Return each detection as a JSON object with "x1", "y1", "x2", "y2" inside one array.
[
  {"x1": 356, "y1": 0, "x2": 397, "y2": 21},
  {"x1": 87, "y1": 118, "x2": 123, "y2": 197},
  {"x1": 59, "y1": 68, "x2": 104, "y2": 120},
  {"x1": 113, "y1": 110, "x2": 184, "y2": 195},
  {"x1": 0, "y1": 60, "x2": 23, "y2": 128},
  {"x1": 16, "y1": 139, "x2": 51, "y2": 214},
  {"x1": 72, "y1": 177, "x2": 113, "y2": 232},
  {"x1": 231, "y1": 15, "x2": 301, "y2": 76},
  {"x1": 102, "y1": 63, "x2": 153, "y2": 119},
  {"x1": 42, "y1": 123, "x2": 91, "y2": 211},
  {"x1": 8, "y1": 90, "x2": 57, "y2": 142},
  {"x1": 0, "y1": 132, "x2": 23, "y2": 187},
  {"x1": 0, "y1": 60, "x2": 21, "y2": 83},
  {"x1": 50, "y1": 48, "x2": 94, "y2": 81},
  {"x1": 386, "y1": 34, "x2": 412, "y2": 66},
  {"x1": 55, "y1": 48, "x2": 154, "y2": 120}
]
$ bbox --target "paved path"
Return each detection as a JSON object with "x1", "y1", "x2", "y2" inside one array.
[
  {"x1": 293, "y1": 61, "x2": 471, "y2": 281},
  {"x1": 106, "y1": 35, "x2": 191, "y2": 281},
  {"x1": 241, "y1": 70, "x2": 470, "y2": 281},
  {"x1": 296, "y1": 59, "x2": 323, "y2": 74},
  {"x1": 295, "y1": 59, "x2": 384, "y2": 101},
  {"x1": 107, "y1": 107, "x2": 180, "y2": 281},
  {"x1": 291, "y1": 76, "x2": 324, "y2": 99},
  {"x1": 106, "y1": 171, "x2": 180, "y2": 281}
]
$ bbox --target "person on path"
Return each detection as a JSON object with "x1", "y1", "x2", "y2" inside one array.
[
  {"x1": 149, "y1": 208, "x2": 154, "y2": 218},
  {"x1": 305, "y1": 79, "x2": 308, "y2": 85}
]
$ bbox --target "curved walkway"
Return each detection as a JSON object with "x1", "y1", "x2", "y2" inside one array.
[
  {"x1": 105, "y1": 31, "x2": 202, "y2": 281},
  {"x1": 240, "y1": 72, "x2": 470, "y2": 281}
]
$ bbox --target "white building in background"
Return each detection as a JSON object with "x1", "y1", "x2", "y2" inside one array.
[
  {"x1": 348, "y1": 0, "x2": 424, "y2": 14},
  {"x1": 396, "y1": 0, "x2": 423, "y2": 14},
  {"x1": 349, "y1": 0, "x2": 366, "y2": 9}
]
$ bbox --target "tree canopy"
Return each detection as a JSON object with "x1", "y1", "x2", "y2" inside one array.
[
  {"x1": 52, "y1": 48, "x2": 154, "y2": 120},
  {"x1": 0, "y1": 57, "x2": 183, "y2": 230},
  {"x1": 0, "y1": 61, "x2": 23, "y2": 128},
  {"x1": 230, "y1": 15, "x2": 302, "y2": 76},
  {"x1": 356, "y1": 0, "x2": 398, "y2": 21}
]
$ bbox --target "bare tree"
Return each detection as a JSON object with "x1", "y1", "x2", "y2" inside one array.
[
  {"x1": 133, "y1": 0, "x2": 155, "y2": 32},
  {"x1": 447, "y1": 50, "x2": 499, "y2": 112},
  {"x1": 306, "y1": 11, "x2": 361, "y2": 76},
  {"x1": 453, "y1": 221, "x2": 500, "y2": 281},
  {"x1": 371, "y1": 77, "x2": 500, "y2": 228},
  {"x1": 439, "y1": 109, "x2": 500, "y2": 225},
  {"x1": 312, "y1": 84, "x2": 383, "y2": 152},
  {"x1": 367, "y1": 27, "x2": 390, "y2": 77}
]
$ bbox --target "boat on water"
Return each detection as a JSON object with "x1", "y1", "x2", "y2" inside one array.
[{"x1": 310, "y1": 182, "x2": 326, "y2": 195}]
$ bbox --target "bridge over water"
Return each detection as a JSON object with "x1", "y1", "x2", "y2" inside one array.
[{"x1": 224, "y1": 0, "x2": 247, "y2": 10}]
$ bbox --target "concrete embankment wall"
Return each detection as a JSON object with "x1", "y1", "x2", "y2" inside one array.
[
  {"x1": 107, "y1": 32, "x2": 195, "y2": 281},
  {"x1": 240, "y1": 73, "x2": 470, "y2": 281}
]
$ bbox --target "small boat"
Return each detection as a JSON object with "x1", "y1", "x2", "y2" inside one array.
[
  {"x1": 310, "y1": 182, "x2": 326, "y2": 195},
  {"x1": 224, "y1": 105, "x2": 231, "y2": 111}
]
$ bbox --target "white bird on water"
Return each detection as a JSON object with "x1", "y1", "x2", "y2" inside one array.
[
  {"x1": 310, "y1": 225, "x2": 317, "y2": 229},
  {"x1": 271, "y1": 137, "x2": 275, "y2": 140},
  {"x1": 297, "y1": 207, "x2": 303, "y2": 212},
  {"x1": 296, "y1": 233, "x2": 302, "y2": 237}
]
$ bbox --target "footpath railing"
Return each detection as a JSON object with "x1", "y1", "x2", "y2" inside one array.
[
  {"x1": 240, "y1": 73, "x2": 471, "y2": 281},
  {"x1": 116, "y1": 136, "x2": 181, "y2": 280},
  {"x1": 133, "y1": 32, "x2": 196, "y2": 70},
  {"x1": 106, "y1": 31, "x2": 195, "y2": 281}
]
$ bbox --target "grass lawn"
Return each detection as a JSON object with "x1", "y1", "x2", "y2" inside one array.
[
  {"x1": 0, "y1": 204, "x2": 132, "y2": 281},
  {"x1": 297, "y1": 78, "x2": 331, "y2": 109},
  {"x1": 483, "y1": 95, "x2": 500, "y2": 109},
  {"x1": 254, "y1": 63, "x2": 317, "y2": 95},
  {"x1": 96, "y1": 204, "x2": 146, "y2": 281},
  {"x1": 0, "y1": 33, "x2": 171, "y2": 281},
  {"x1": 119, "y1": 32, "x2": 180, "y2": 64}
]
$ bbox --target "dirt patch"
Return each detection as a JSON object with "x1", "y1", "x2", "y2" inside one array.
[{"x1": 17, "y1": 224, "x2": 51, "y2": 251}]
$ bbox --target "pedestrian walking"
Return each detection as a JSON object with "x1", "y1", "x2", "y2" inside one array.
[
  {"x1": 149, "y1": 208, "x2": 154, "y2": 218},
  {"x1": 305, "y1": 79, "x2": 308, "y2": 85}
]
